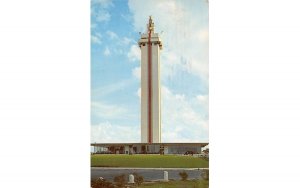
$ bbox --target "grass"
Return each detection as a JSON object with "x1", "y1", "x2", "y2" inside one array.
[
  {"x1": 91, "y1": 179, "x2": 209, "y2": 188},
  {"x1": 91, "y1": 154, "x2": 209, "y2": 168},
  {"x1": 139, "y1": 179, "x2": 209, "y2": 188}
]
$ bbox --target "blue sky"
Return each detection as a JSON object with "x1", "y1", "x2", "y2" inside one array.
[{"x1": 91, "y1": 0, "x2": 208, "y2": 143}]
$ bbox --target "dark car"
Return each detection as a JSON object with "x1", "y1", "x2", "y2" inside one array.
[{"x1": 184, "y1": 151, "x2": 194, "y2": 155}]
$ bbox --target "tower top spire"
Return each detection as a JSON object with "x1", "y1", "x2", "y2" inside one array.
[
  {"x1": 139, "y1": 16, "x2": 163, "y2": 49},
  {"x1": 148, "y1": 16, "x2": 154, "y2": 33}
]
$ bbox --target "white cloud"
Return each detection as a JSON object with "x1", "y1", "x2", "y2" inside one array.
[
  {"x1": 91, "y1": 101, "x2": 127, "y2": 119},
  {"x1": 91, "y1": 122, "x2": 140, "y2": 143},
  {"x1": 121, "y1": 37, "x2": 133, "y2": 45},
  {"x1": 128, "y1": 0, "x2": 208, "y2": 81},
  {"x1": 100, "y1": 32, "x2": 134, "y2": 56},
  {"x1": 92, "y1": 0, "x2": 113, "y2": 8},
  {"x1": 163, "y1": 127, "x2": 194, "y2": 142},
  {"x1": 106, "y1": 30, "x2": 118, "y2": 40},
  {"x1": 127, "y1": 45, "x2": 140, "y2": 62},
  {"x1": 92, "y1": 78, "x2": 135, "y2": 98},
  {"x1": 132, "y1": 66, "x2": 141, "y2": 79},
  {"x1": 104, "y1": 47, "x2": 111, "y2": 56},
  {"x1": 91, "y1": 23, "x2": 97, "y2": 29},
  {"x1": 92, "y1": 0, "x2": 113, "y2": 23},
  {"x1": 197, "y1": 94, "x2": 208, "y2": 110},
  {"x1": 96, "y1": 11, "x2": 111, "y2": 22},
  {"x1": 121, "y1": 13, "x2": 132, "y2": 22},
  {"x1": 91, "y1": 33, "x2": 102, "y2": 44},
  {"x1": 91, "y1": 86, "x2": 208, "y2": 142},
  {"x1": 160, "y1": 50, "x2": 180, "y2": 79},
  {"x1": 197, "y1": 28, "x2": 209, "y2": 42},
  {"x1": 136, "y1": 87, "x2": 141, "y2": 99},
  {"x1": 161, "y1": 86, "x2": 208, "y2": 142}
]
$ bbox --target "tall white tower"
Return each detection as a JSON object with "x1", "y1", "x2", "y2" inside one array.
[{"x1": 138, "y1": 16, "x2": 162, "y2": 143}]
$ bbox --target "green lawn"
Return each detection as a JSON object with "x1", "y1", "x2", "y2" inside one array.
[
  {"x1": 91, "y1": 154, "x2": 209, "y2": 168},
  {"x1": 139, "y1": 180, "x2": 209, "y2": 188}
]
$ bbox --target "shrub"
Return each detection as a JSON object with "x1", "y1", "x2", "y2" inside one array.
[
  {"x1": 179, "y1": 171, "x2": 188, "y2": 181},
  {"x1": 91, "y1": 177, "x2": 114, "y2": 188},
  {"x1": 201, "y1": 169, "x2": 209, "y2": 180},
  {"x1": 133, "y1": 173, "x2": 144, "y2": 186},
  {"x1": 114, "y1": 174, "x2": 126, "y2": 187}
]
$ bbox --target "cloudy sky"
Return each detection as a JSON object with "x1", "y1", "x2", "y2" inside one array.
[{"x1": 91, "y1": 0, "x2": 208, "y2": 143}]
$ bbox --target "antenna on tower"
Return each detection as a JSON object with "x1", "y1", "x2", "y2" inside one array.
[{"x1": 148, "y1": 15, "x2": 154, "y2": 33}]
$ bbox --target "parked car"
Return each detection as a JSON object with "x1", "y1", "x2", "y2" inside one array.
[{"x1": 184, "y1": 151, "x2": 194, "y2": 155}]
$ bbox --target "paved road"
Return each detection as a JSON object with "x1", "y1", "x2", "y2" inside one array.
[{"x1": 91, "y1": 168, "x2": 206, "y2": 181}]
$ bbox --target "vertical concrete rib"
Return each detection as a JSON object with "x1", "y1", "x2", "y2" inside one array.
[{"x1": 148, "y1": 30, "x2": 152, "y2": 143}]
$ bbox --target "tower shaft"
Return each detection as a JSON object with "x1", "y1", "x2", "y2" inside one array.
[{"x1": 138, "y1": 16, "x2": 163, "y2": 143}]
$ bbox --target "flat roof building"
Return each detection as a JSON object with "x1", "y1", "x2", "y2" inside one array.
[{"x1": 91, "y1": 143, "x2": 208, "y2": 155}]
